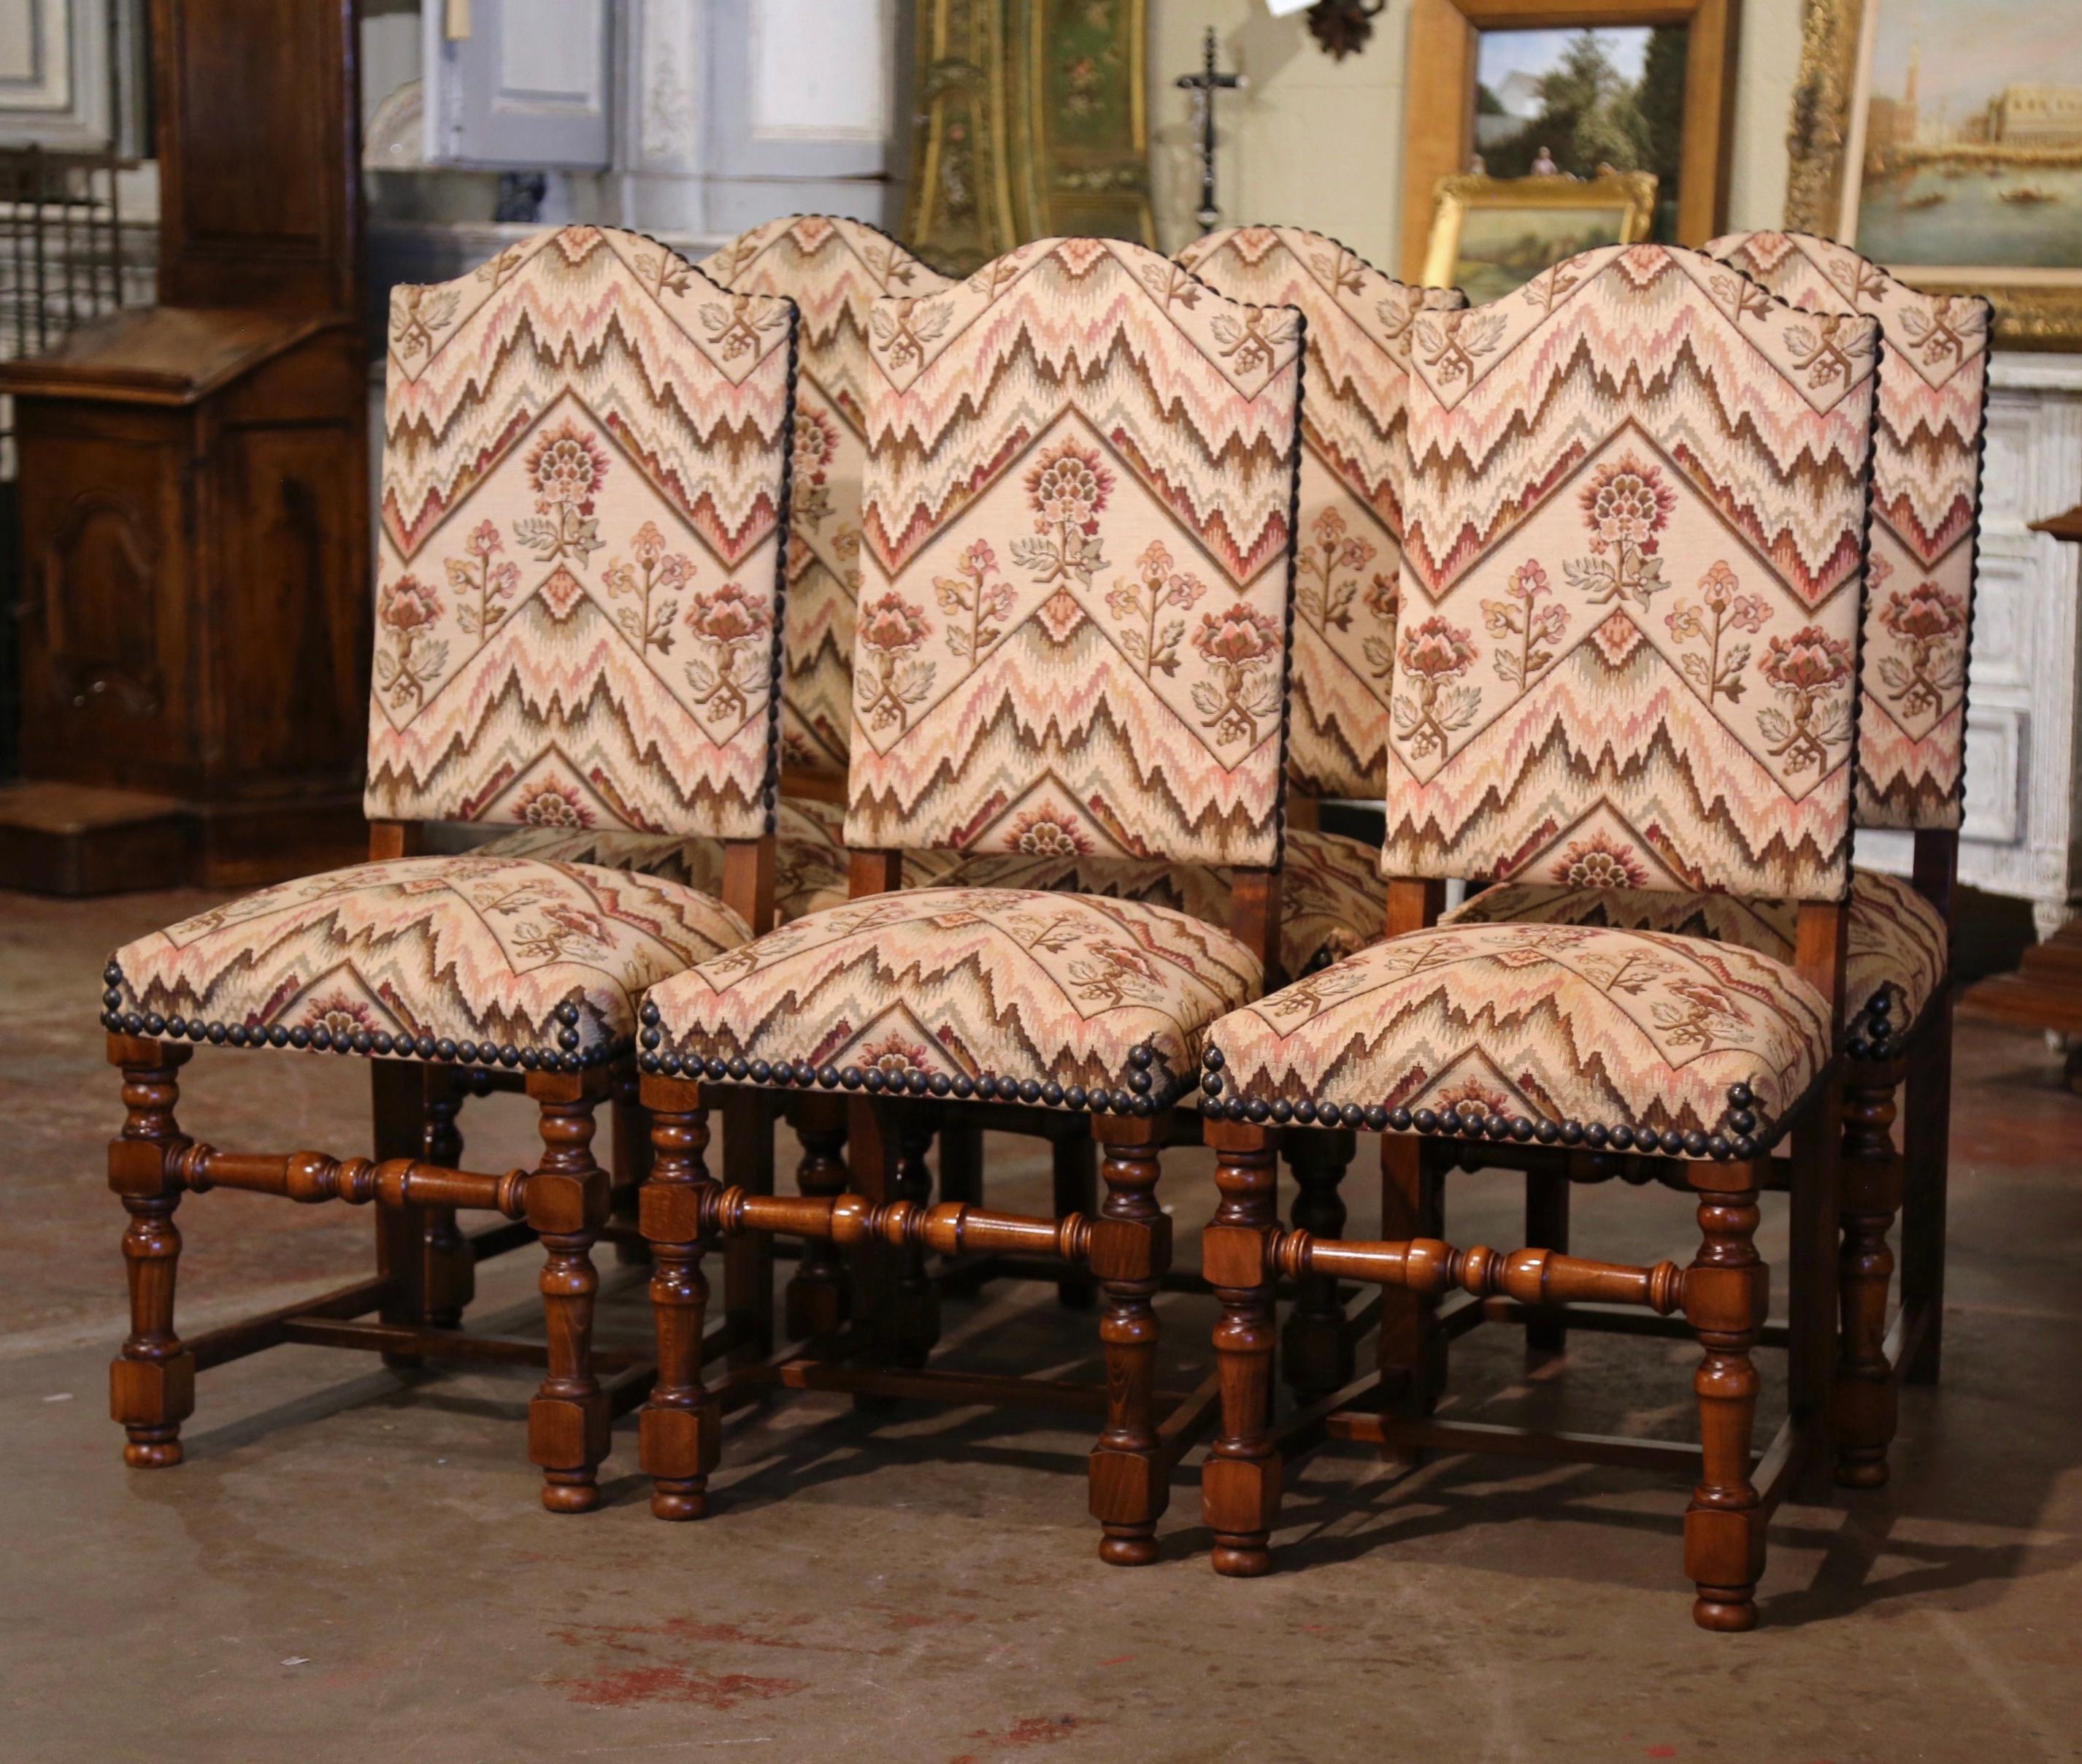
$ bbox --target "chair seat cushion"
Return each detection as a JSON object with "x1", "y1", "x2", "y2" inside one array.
[
  {"x1": 942, "y1": 827, "x2": 1379, "y2": 982},
  {"x1": 642, "y1": 888, "x2": 1264, "y2": 1111},
  {"x1": 1440, "y1": 867, "x2": 1945, "y2": 1041},
  {"x1": 105, "y1": 856, "x2": 750, "y2": 1073},
  {"x1": 1202, "y1": 921, "x2": 1833, "y2": 1151},
  {"x1": 476, "y1": 797, "x2": 853, "y2": 924}
]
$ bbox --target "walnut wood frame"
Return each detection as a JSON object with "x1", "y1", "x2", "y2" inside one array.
[
  {"x1": 1397, "y1": 0, "x2": 1738, "y2": 278},
  {"x1": 631, "y1": 849, "x2": 1285, "y2": 1562},
  {"x1": 1199, "y1": 878, "x2": 1854, "y2": 1630},
  {"x1": 101, "y1": 816, "x2": 782, "y2": 1513}
]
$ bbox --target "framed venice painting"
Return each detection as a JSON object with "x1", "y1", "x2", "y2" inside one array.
[{"x1": 1788, "y1": 0, "x2": 2082, "y2": 347}]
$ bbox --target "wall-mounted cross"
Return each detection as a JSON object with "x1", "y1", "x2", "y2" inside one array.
[{"x1": 1175, "y1": 28, "x2": 1244, "y2": 235}]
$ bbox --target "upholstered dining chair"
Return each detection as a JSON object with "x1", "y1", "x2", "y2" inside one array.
[
  {"x1": 1192, "y1": 244, "x2": 1881, "y2": 1630},
  {"x1": 445, "y1": 217, "x2": 956, "y2": 1344},
  {"x1": 1443, "y1": 233, "x2": 1993, "y2": 1489},
  {"x1": 933, "y1": 227, "x2": 1459, "y2": 1332},
  {"x1": 630, "y1": 237, "x2": 1307, "y2": 1563},
  {"x1": 98, "y1": 226, "x2": 796, "y2": 1514}
]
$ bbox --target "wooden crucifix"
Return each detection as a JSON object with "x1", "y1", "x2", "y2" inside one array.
[{"x1": 1176, "y1": 28, "x2": 1244, "y2": 235}]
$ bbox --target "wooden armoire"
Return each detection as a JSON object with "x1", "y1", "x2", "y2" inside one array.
[{"x1": 0, "y1": 0, "x2": 369, "y2": 891}]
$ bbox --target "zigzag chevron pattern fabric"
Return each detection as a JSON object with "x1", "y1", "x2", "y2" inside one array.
[
  {"x1": 366, "y1": 226, "x2": 795, "y2": 840},
  {"x1": 107, "y1": 857, "x2": 749, "y2": 1070},
  {"x1": 1177, "y1": 226, "x2": 1465, "y2": 801},
  {"x1": 843, "y1": 237, "x2": 1307, "y2": 871},
  {"x1": 1440, "y1": 865, "x2": 1946, "y2": 1035},
  {"x1": 643, "y1": 888, "x2": 1261, "y2": 1108},
  {"x1": 1386, "y1": 244, "x2": 1881, "y2": 900},
  {"x1": 1705, "y1": 230, "x2": 1993, "y2": 831},
  {"x1": 699, "y1": 217, "x2": 954, "y2": 784}
]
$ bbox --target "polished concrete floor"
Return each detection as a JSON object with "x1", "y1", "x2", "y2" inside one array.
[{"x1": 6, "y1": 886, "x2": 2082, "y2": 1763}]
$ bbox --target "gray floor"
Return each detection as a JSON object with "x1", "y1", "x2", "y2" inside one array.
[{"x1": 5, "y1": 887, "x2": 2082, "y2": 1762}]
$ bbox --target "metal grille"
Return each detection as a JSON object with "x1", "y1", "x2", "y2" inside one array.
[{"x1": 0, "y1": 147, "x2": 129, "y2": 356}]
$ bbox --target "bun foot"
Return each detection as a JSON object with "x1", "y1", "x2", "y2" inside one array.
[
  {"x1": 1099, "y1": 1528, "x2": 1158, "y2": 1567},
  {"x1": 1211, "y1": 1541, "x2": 1271, "y2": 1578},
  {"x1": 1692, "y1": 1588, "x2": 1757, "y2": 1632},
  {"x1": 650, "y1": 1484, "x2": 707, "y2": 1522},
  {"x1": 541, "y1": 1476, "x2": 600, "y2": 1514},
  {"x1": 123, "y1": 1435, "x2": 183, "y2": 1470}
]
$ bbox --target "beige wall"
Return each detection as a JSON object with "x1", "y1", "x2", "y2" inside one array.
[{"x1": 1149, "y1": 0, "x2": 1807, "y2": 272}]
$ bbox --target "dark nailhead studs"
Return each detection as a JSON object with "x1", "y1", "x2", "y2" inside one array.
[
  {"x1": 226, "y1": 1025, "x2": 248, "y2": 1046},
  {"x1": 165, "y1": 1015, "x2": 186, "y2": 1037},
  {"x1": 1708, "y1": 1135, "x2": 1731, "y2": 1159},
  {"x1": 103, "y1": 988, "x2": 123, "y2": 1010},
  {"x1": 1246, "y1": 1099, "x2": 1270, "y2": 1123},
  {"x1": 434, "y1": 1038, "x2": 456, "y2": 1060},
  {"x1": 1387, "y1": 1107, "x2": 1410, "y2": 1132},
  {"x1": 1203, "y1": 1071, "x2": 1224, "y2": 1095},
  {"x1": 1609, "y1": 1125, "x2": 1635, "y2": 1151},
  {"x1": 289, "y1": 1027, "x2": 310, "y2": 1048},
  {"x1": 520, "y1": 1050, "x2": 540, "y2": 1070},
  {"x1": 950, "y1": 1073, "x2": 973, "y2": 1097},
  {"x1": 727, "y1": 1058, "x2": 749, "y2": 1080},
  {"x1": 1683, "y1": 1131, "x2": 1708, "y2": 1157},
  {"x1": 821, "y1": 1065, "x2": 842, "y2": 1088},
  {"x1": 660, "y1": 1052, "x2": 680, "y2": 1074},
  {"x1": 863, "y1": 1070, "x2": 886, "y2": 1092},
  {"x1": 104, "y1": 962, "x2": 122, "y2": 984},
  {"x1": 1535, "y1": 1120, "x2": 1559, "y2": 1144},
  {"x1": 1129, "y1": 1045, "x2": 1153, "y2": 1069},
  {"x1": 1510, "y1": 1117, "x2": 1534, "y2": 1142},
  {"x1": 1202, "y1": 1047, "x2": 1224, "y2": 1070},
  {"x1": 307, "y1": 1027, "x2": 328, "y2": 1050},
  {"x1": 1413, "y1": 1108, "x2": 1437, "y2": 1133},
  {"x1": 271, "y1": 1027, "x2": 291, "y2": 1048},
  {"x1": 641, "y1": 1002, "x2": 661, "y2": 1025},
  {"x1": 1065, "y1": 1084, "x2": 1087, "y2": 1109},
  {"x1": 1018, "y1": 1079, "x2": 1041, "y2": 1103},
  {"x1": 1041, "y1": 1081, "x2": 1063, "y2": 1105},
  {"x1": 1727, "y1": 1084, "x2": 1753, "y2": 1108},
  {"x1": 1585, "y1": 1124, "x2": 1608, "y2": 1148},
  {"x1": 557, "y1": 1002, "x2": 580, "y2": 1027},
  {"x1": 840, "y1": 1067, "x2": 863, "y2": 1089},
  {"x1": 930, "y1": 1073, "x2": 953, "y2": 1097},
  {"x1": 1291, "y1": 1099, "x2": 1315, "y2": 1124},
  {"x1": 1270, "y1": 1100, "x2": 1293, "y2": 1123},
  {"x1": 1728, "y1": 1110, "x2": 1756, "y2": 1135},
  {"x1": 415, "y1": 1037, "x2": 437, "y2": 1059},
  {"x1": 1732, "y1": 1134, "x2": 1758, "y2": 1159},
  {"x1": 1367, "y1": 1106, "x2": 1391, "y2": 1131},
  {"x1": 749, "y1": 1059, "x2": 772, "y2": 1083}
]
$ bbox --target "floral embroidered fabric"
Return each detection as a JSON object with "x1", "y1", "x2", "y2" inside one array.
[
  {"x1": 1202, "y1": 921, "x2": 1832, "y2": 1146},
  {"x1": 1386, "y1": 245, "x2": 1880, "y2": 900},
  {"x1": 366, "y1": 226, "x2": 794, "y2": 839},
  {"x1": 845, "y1": 238, "x2": 1306, "y2": 871},
  {"x1": 642, "y1": 889, "x2": 1262, "y2": 1107},
  {"x1": 1176, "y1": 226, "x2": 1465, "y2": 800},
  {"x1": 107, "y1": 857, "x2": 750, "y2": 1069},
  {"x1": 1705, "y1": 231, "x2": 1992, "y2": 830},
  {"x1": 699, "y1": 218, "x2": 953, "y2": 783},
  {"x1": 1440, "y1": 865, "x2": 1947, "y2": 1035}
]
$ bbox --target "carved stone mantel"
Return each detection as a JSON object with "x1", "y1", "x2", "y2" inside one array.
[{"x1": 1855, "y1": 350, "x2": 2082, "y2": 940}]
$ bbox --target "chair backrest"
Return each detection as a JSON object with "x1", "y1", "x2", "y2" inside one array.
[
  {"x1": 1704, "y1": 230, "x2": 1994, "y2": 831},
  {"x1": 1387, "y1": 243, "x2": 1881, "y2": 901},
  {"x1": 366, "y1": 225, "x2": 796, "y2": 840},
  {"x1": 1176, "y1": 226, "x2": 1466, "y2": 802},
  {"x1": 701, "y1": 216, "x2": 954, "y2": 786},
  {"x1": 845, "y1": 237, "x2": 1307, "y2": 872}
]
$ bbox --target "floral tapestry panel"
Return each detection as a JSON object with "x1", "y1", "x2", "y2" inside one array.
[
  {"x1": 368, "y1": 226, "x2": 795, "y2": 838},
  {"x1": 1386, "y1": 244, "x2": 1881, "y2": 899},
  {"x1": 1176, "y1": 226, "x2": 1467, "y2": 801},
  {"x1": 700, "y1": 218, "x2": 955, "y2": 782},
  {"x1": 1705, "y1": 230, "x2": 1993, "y2": 829},
  {"x1": 846, "y1": 238, "x2": 1305, "y2": 871}
]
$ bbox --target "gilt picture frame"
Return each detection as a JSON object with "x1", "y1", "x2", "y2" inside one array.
[
  {"x1": 1786, "y1": 0, "x2": 2082, "y2": 349},
  {"x1": 1399, "y1": 0, "x2": 1737, "y2": 280},
  {"x1": 1422, "y1": 170, "x2": 1660, "y2": 299}
]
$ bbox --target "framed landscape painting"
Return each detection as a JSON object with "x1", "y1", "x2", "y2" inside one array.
[
  {"x1": 1398, "y1": 0, "x2": 1737, "y2": 279},
  {"x1": 1789, "y1": 0, "x2": 2082, "y2": 347},
  {"x1": 1422, "y1": 170, "x2": 1659, "y2": 300}
]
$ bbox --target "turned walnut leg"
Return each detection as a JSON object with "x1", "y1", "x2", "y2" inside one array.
[
  {"x1": 1281, "y1": 1127, "x2": 1355, "y2": 1403},
  {"x1": 1053, "y1": 1132, "x2": 1099, "y2": 1311},
  {"x1": 885, "y1": 1107, "x2": 942, "y2": 1368},
  {"x1": 785, "y1": 1095, "x2": 850, "y2": 1341},
  {"x1": 1683, "y1": 1159, "x2": 1768, "y2": 1632},
  {"x1": 1901, "y1": 995, "x2": 1953, "y2": 1387},
  {"x1": 420, "y1": 1066, "x2": 475, "y2": 1326},
  {"x1": 610, "y1": 1067, "x2": 654, "y2": 1268},
  {"x1": 638, "y1": 1075, "x2": 719, "y2": 1520},
  {"x1": 1378, "y1": 1135, "x2": 1446, "y2": 1423},
  {"x1": 107, "y1": 1036, "x2": 196, "y2": 1468},
  {"x1": 1836, "y1": 1057, "x2": 1905, "y2": 1487},
  {"x1": 1203, "y1": 1119, "x2": 1280, "y2": 1577},
  {"x1": 526, "y1": 1069, "x2": 612, "y2": 1514},
  {"x1": 1523, "y1": 1167, "x2": 1571, "y2": 1357},
  {"x1": 1088, "y1": 1112, "x2": 1174, "y2": 1567}
]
